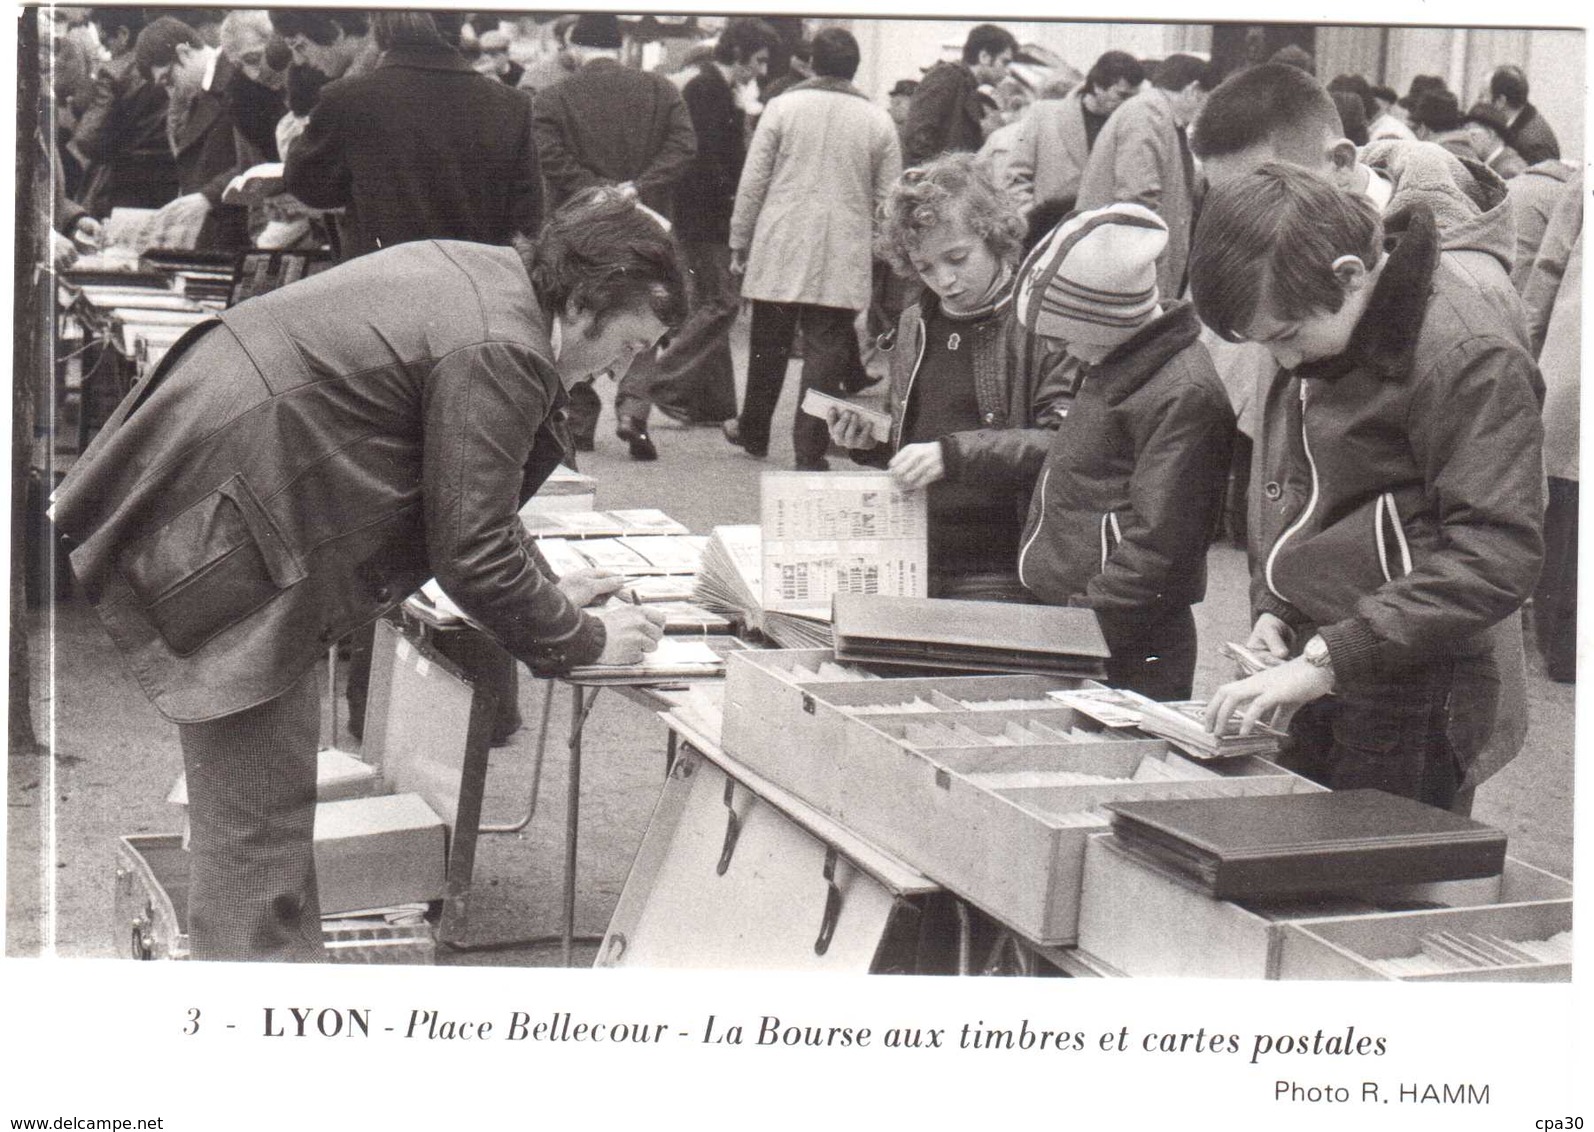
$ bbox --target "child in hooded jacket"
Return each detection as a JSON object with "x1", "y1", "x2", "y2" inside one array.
[{"x1": 1014, "y1": 202, "x2": 1235, "y2": 699}]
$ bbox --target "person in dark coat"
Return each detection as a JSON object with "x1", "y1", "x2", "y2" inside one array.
[
  {"x1": 72, "y1": 8, "x2": 180, "y2": 215},
  {"x1": 1490, "y1": 64, "x2": 1560, "y2": 166},
  {"x1": 50, "y1": 194, "x2": 684, "y2": 962},
  {"x1": 285, "y1": 10, "x2": 542, "y2": 262},
  {"x1": 902, "y1": 23, "x2": 1017, "y2": 167},
  {"x1": 649, "y1": 18, "x2": 779, "y2": 426},
  {"x1": 531, "y1": 13, "x2": 698, "y2": 459},
  {"x1": 218, "y1": 10, "x2": 286, "y2": 165},
  {"x1": 134, "y1": 16, "x2": 251, "y2": 249}
]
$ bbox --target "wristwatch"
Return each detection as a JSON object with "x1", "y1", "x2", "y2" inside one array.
[{"x1": 1302, "y1": 635, "x2": 1334, "y2": 674}]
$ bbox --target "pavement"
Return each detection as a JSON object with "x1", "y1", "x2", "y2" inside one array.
[{"x1": 6, "y1": 324, "x2": 1576, "y2": 965}]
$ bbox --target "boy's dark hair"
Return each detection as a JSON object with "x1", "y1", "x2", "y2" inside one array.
[
  {"x1": 1085, "y1": 50, "x2": 1144, "y2": 94},
  {"x1": 1370, "y1": 83, "x2": 1398, "y2": 106},
  {"x1": 133, "y1": 17, "x2": 202, "y2": 79},
  {"x1": 961, "y1": 23, "x2": 1017, "y2": 66},
  {"x1": 1190, "y1": 163, "x2": 1382, "y2": 343},
  {"x1": 268, "y1": 9, "x2": 369, "y2": 46},
  {"x1": 1489, "y1": 64, "x2": 1529, "y2": 108},
  {"x1": 520, "y1": 190, "x2": 688, "y2": 333},
  {"x1": 1190, "y1": 63, "x2": 1338, "y2": 160},
  {"x1": 1152, "y1": 53, "x2": 1216, "y2": 93},
  {"x1": 370, "y1": 10, "x2": 463, "y2": 51},
  {"x1": 1327, "y1": 73, "x2": 1376, "y2": 119},
  {"x1": 714, "y1": 17, "x2": 779, "y2": 66},
  {"x1": 811, "y1": 27, "x2": 860, "y2": 80},
  {"x1": 1398, "y1": 73, "x2": 1446, "y2": 110},
  {"x1": 89, "y1": 7, "x2": 148, "y2": 43},
  {"x1": 1332, "y1": 91, "x2": 1369, "y2": 146}
]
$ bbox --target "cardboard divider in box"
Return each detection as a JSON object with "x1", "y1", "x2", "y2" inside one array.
[
  {"x1": 1273, "y1": 898, "x2": 1572, "y2": 982},
  {"x1": 719, "y1": 649, "x2": 1322, "y2": 943},
  {"x1": 1077, "y1": 832, "x2": 1572, "y2": 980}
]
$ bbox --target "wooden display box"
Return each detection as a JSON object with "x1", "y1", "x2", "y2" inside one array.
[
  {"x1": 720, "y1": 649, "x2": 1320, "y2": 944},
  {"x1": 1274, "y1": 900, "x2": 1572, "y2": 982},
  {"x1": 1077, "y1": 832, "x2": 1571, "y2": 980}
]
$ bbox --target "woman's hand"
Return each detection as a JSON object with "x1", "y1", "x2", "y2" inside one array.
[
  {"x1": 1203, "y1": 658, "x2": 1333, "y2": 737},
  {"x1": 888, "y1": 442, "x2": 946, "y2": 490},
  {"x1": 827, "y1": 407, "x2": 879, "y2": 449}
]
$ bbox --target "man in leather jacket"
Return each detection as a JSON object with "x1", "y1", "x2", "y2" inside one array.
[{"x1": 51, "y1": 193, "x2": 685, "y2": 961}]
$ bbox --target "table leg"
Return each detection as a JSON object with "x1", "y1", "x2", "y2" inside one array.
[
  {"x1": 562, "y1": 685, "x2": 599, "y2": 966},
  {"x1": 480, "y1": 679, "x2": 557, "y2": 834}
]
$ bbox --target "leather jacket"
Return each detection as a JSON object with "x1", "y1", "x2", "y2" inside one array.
[{"x1": 53, "y1": 240, "x2": 603, "y2": 722}]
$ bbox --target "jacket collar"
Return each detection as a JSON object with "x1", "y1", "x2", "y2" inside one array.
[
  {"x1": 786, "y1": 75, "x2": 869, "y2": 100},
  {"x1": 378, "y1": 44, "x2": 475, "y2": 74},
  {"x1": 1091, "y1": 302, "x2": 1202, "y2": 405},
  {"x1": 1295, "y1": 203, "x2": 1441, "y2": 385}
]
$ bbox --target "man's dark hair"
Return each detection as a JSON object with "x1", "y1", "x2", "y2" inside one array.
[
  {"x1": 1327, "y1": 73, "x2": 1376, "y2": 120},
  {"x1": 1399, "y1": 73, "x2": 1446, "y2": 110},
  {"x1": 1152, "y1": 53, "x2": 1216, "y2": 93},
  {"x1": 268, "y1": 9, "x2": 369, "y2": 46},
  {"x1": 89, "y1": 7, "x2": 148, "y2": 44},
  {"x1": 1085, "y1": 50, "x2": 1144, "y2": 94},
  {"x1": 133, "y1": 17, "x2": 203, "y2": 79},
  {"x1": 370, "y1": 10, "x2": 463, "y2": 51},
  {"x1": 1190, "y1": 162, "x2": 1383, "y2": 343},
  {"x1": 961, "y1": 24, "x2": 1017, "y2": 66},
  {"x1": 166, "y1": 8, "x2": 224, "y2": 32},
  {"x1": 1490, "y1": 64, "x2": 1529, "y2": 108},
  {"x1": 1268, "y1": 44, "x2": 1315, "y2": 76},
  {"x1": 1331, "y1": 91, "x2": 1369, "y2": 146},
  {"x1": 1190, "y1": 63, "x2": 1338, "y2": 160},
  {"x1": 811, "y1": 27, "x2": 860, "y2": 81},
  {"x1": 1410, "y1": 90, "x2": 1463, "y2": 133},
  {"x1": 714, "y1": 17, "x2": 779, "y2": 66},
  {"x1": 521, "y1": 191, "x2": 688, "y2": 332}
]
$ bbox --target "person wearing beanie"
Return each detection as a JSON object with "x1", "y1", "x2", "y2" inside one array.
[
  {"x1": 532, "y1": 10, "x2": 697, "y2": 459},
  {"x1": 1463, "y1": 101, "x2": 1528, "y2": 179},
  {"x1": 1193, "y1": 164, "x2": 1542, "y2": 811},
  {"x1": 1013, "y1": 202, "x2": 1234, "y2": 698},
  {"x1": 133, "y1": 15, "x2": 251, "y2": 249},
  {"x1": 828, "y1": 153, "x2": 1072, "y2": 602}
]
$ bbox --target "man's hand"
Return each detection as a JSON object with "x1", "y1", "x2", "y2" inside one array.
[
  {"x1": 729, "y1": 248, "x2": 748, "y2": 276},
  {"x1": 1246, "y1": 612, "x2": 1294, "y2": 663},
  {"x1": 888, "y1": 441, "x2": 946, "y2": 490},
  {"x1": 828, "y1": 407, "x2": 880, "y2": 449},
  {"x1": 71, "y1": 216, "x2": 103, "y2": 252},
  {"x1": 594, "y1": 604, "x2": 667, "y2": 665},
  {"x1": 50, "y1": 231, "x2": 79, "y2": 270},
  {"x1": 558, "y1": 567, "x2": 627, "y2": 608},
  {"x1": 1203, "y1": 658, "x2": 1333, "y2": 738}
]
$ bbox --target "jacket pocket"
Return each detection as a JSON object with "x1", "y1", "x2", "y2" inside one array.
[
  {"x1": 1270, "y1": 492, "x2": 1421, "y2": 626},
  {"x1": 1099, "y1": 511, "x2": 1123, "y2": 572},
  {"x1": 1375, "y1": 492, "x2": 1412, "y2": 583},
  {"x1": 117, "y1": 474, "x2": 307, "y2": 656}
]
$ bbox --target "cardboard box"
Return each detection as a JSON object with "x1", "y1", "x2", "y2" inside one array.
[
  {"x1": 1078, "y1": 833, "x2": 1571, "y2": 980},
  {"x1": 314, "y1": 793, "x2": 446, "y2": 914}
]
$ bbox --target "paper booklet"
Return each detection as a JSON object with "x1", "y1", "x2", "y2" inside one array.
[
  {"x1": 760, "y1": 471, "x2": 927, "y2": 615},
  {"x1": 566, "y1": 636, "x2": 728, "y2": 681},
  {"x1": 521, "y1": 508, "x2": 690, "y2": 539},
  {"x1": 222, "y1": 162, "x2": 286, "y2": 205},
  {"x1": 799, "y1": 389, "x2": 892, "y2": 444}
]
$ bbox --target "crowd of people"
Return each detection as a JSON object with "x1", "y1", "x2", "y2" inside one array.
[{"x1": 40, "y1": 12, "x2": 1580, "y2": 960}]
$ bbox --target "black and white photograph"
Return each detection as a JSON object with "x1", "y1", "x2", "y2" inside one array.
[{"x1": 5, "y1": 0, "x2": 1589, "y2": 1123}]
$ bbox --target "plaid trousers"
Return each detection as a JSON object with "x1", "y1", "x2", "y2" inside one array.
[{"x1": 177, "y1": 667, "x2": 325, "y2": 962}]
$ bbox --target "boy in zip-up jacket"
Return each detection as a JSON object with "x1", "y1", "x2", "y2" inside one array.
[
  {"x1": 1013, "y1": 203, "x2": 1235, "y2": 699},
  {"x1": 1194, "y1": 164, "x2": 1543, "y2": 810},
  {"x1": 828, "y1": 154, "x2": 1074, "y2": 602}
]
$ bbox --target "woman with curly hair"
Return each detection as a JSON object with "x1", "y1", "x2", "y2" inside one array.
[{"x1": 829, "y1": 152, "x2": 1075, "y2": 601}]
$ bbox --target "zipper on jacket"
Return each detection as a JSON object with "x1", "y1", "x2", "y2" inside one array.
[
  {"x1": 1264, "y1": 380, "x2": 1319, "y2": 604},
  {"x1": 1016, "y1": 466, "x2": 1051, "y2": 589},
  {"x1": 892, "y1": 316, "x2": 930, "y2": 450}
]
